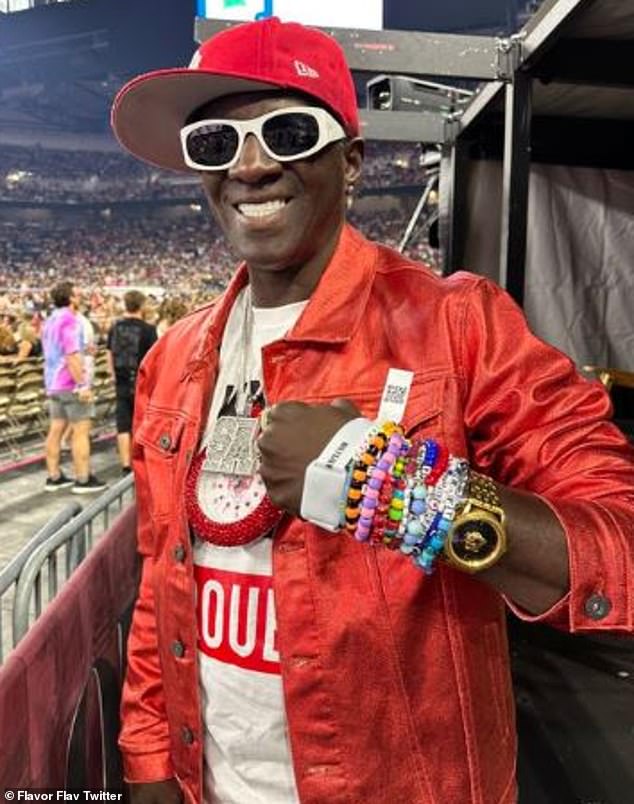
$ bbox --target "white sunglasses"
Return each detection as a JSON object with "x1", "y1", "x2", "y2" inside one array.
[{"x1": 180, "y1": 105, "x2": 346, "y2": 171}]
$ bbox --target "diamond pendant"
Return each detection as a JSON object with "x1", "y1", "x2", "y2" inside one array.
[{"x1": 202, "y1": 416, "x2": 259, "y2": 476}]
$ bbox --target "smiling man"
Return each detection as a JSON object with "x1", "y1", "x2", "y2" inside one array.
[
  {"x1": 111, "y1": 16, "x2": 634, "y2": 804},
  {"x1": 187, "y1": 92, "x2": 361, "y2": 307}
]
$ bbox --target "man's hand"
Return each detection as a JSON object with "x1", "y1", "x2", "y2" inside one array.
[
  {"x1": 258, "y1": 399, "x2": 361, "y2": 515},
  {"x1": 76, "y1": 387, "x2": 94, "y2": 403},
  {"x1": 128, "y1": 780, "x2": 183, "y2": 804}
]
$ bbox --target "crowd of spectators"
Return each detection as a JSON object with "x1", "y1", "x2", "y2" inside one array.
[
  {"x1": 349, "y1": 208, "x2": 438, "y2": 265},
  {"x1": 0, "y1": 144, "x2": 160, "y2": 204},
  {"x1": 0, "y1": 139, "x2": 439, "y2": 358},
  {"x1": 0, "y1": 284, "x2": 197, "y2": 364},
  {"x1": 1, "y1": 216, "x2": 234, "y2": 294},
  {"x1": 360, "y1": 141, "x2": 426, "y2": 190},
  {"x1": 0, "y1": 208, "x2": 438, "y2": 363},
  {"x1": 1, "y1": 141, "x2": 427, "y2": 203},
  {"x1": 1, "y1": 205, "x2": 437, "y2": 288}
]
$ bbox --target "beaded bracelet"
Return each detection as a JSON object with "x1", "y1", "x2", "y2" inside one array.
[
  {"x1": 355, "y1": 429, "x2": 406, "y2": 542},
  {"x1": 336, "y1": 426, "x2": 468, "y2": 577},
  {"x1": 415, "y1": 457, "x2": 469, "y2": 572},
  {"x1": 407, "y1": 447, "x2": 469, "y2": 573},
  {"x1": 345, "y1": 422, "x2": 401, "y2": 533},
  {"x1": 400, "y1": 438, "x2": 435, "y2": 551},
  {"x1": 373, "y1": 467, "x2": 394, "y2": 545}
]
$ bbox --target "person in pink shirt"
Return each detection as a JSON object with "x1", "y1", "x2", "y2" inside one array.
[{"x1": 42, "y1": 281, "x2": 107, "y2": 494}]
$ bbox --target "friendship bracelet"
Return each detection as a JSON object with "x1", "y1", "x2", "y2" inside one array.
[
  {"x1": 345, "y1": 422, "x2": 402, "y2": 533},
  {"x1": 355, "y1": 430, "x2": 406, "y2": 542},
  {"x1": 365, "y1": 435, "x2": 469, "y2": 574},
  {"x1": 314, "y1": 422, "x2": 469, "y2": 577},
  {"x1": 410, "y1": 453, "x2": 470, "y2": 573}
]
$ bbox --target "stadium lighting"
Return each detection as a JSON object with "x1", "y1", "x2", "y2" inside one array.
[{"x1": 5, "y1": 170, "x2": 31, "y2": 186}]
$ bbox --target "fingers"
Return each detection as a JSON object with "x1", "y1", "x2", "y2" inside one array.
[
  {"x1": 264, "y1": 399, "x2": 359, "y2": 420},
  {"x1": 330, "y1": 398, "x2": 362, "y2": 418},
  {"x1": 259, "y1": 406, "x2": 272, "y2": 432},
  {"x1": 258, "y1": 401, "x2": 307, "y2": 434}
]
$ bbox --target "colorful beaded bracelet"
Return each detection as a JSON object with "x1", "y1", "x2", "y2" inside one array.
[
  {"x1": 401, "y1": 446, "x2": 469, "y2": 573},
  {"x1": 335, "y1": 425, "x2": 469, "y2": 577},
  {"x1": 355, "y1": 430, "x2": 407, "y2": 542},
  {"x1": 345, "y1": 422, "x2": 401, "y2": 533}
]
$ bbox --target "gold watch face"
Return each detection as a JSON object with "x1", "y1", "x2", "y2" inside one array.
[{"x1": 445, "y1": 510, "x2": 506, "y2": 573}]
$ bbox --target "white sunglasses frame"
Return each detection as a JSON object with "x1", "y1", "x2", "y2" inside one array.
[{"x1": 180, "y1": 105, "x2": 346, "y2": 171}]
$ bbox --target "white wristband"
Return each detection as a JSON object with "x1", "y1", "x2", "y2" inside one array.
[{"x1": 300, "y1": 417, "x2": 372, "y2": 531}]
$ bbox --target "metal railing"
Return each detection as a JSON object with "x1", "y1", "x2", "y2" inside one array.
[
  {"x1": 0, "y1": 501, "x2": 81, "y2": 662},
  {"x1": 0, "y1": 503, "x2": 140, "y2": 791},
  {"x1": 10, "y1": 473, "x2": 134, "y2": 648}
]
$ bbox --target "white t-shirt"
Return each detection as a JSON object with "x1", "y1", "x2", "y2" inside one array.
[{"x1": 193, "y1": 288, "x2": 307, "y2": 804}]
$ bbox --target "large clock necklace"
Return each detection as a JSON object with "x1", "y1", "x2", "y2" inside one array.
[{"x1": 185, "y1": 288, "x2": 282, "y2": 546}]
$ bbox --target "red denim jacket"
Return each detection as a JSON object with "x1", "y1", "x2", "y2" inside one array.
[{"x1": 120, "y1": 224, "x2": 634, "y2": 804}]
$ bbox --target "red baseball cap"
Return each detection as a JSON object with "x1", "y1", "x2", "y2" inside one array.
[{"x1": 111, "y1": 16, "x2": 359, "y2": 173}]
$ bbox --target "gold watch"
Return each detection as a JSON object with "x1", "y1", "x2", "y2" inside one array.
[{"x1": 444, "y1": 472, "x2": 507, "y2": 573}]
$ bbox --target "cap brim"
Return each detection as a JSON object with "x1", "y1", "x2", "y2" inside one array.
[{"x1": 111, "y1": 68, "x2": 278, "y2": 173}]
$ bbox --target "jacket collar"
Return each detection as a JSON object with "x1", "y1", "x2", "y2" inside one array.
[
  {"x1": 190, "y1": 222, "x2": 377, "y2": 367},
  {"x1": 287, "y1": 223, "x2": 378, "y2": 344}
]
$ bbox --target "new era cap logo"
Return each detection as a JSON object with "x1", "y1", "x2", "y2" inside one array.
[{"x1": 294, "y1": 59, "x2": 319, "y2": 79}]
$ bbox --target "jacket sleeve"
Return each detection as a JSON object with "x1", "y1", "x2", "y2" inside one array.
[
  {"x1": 457, "y1": 275, "x2": 634, "y2": 633},
  {"x1": 119, "y1": 349, "x2": 174, "y2": 781}
]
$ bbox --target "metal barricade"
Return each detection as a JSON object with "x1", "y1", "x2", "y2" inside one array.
[
  {"x1": 0, "y1": 503, "x2": 140, "y2": 790},
  {"x1": 12, "y1": 473, "x2": 135, "y2": 645},
  {"x1": 0, "y1": 502, "x2": 82, "y2": 663}
]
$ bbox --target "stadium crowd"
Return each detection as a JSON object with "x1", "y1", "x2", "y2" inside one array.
[
  {"x1": 0, "y1": 141, "x2": 424, "y2": 203},
  {"x1": 1, "y1": 213, "x2": 437, "y2": 353},
  {"x1": 0, "y1": 140, "x2": 438, "y2": 362}
]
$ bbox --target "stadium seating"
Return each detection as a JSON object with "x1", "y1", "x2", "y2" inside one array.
[{"x1": 0, "y1": 352, "x2": 117, "y2": 460}]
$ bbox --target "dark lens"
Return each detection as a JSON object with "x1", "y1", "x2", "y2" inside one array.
[
  {"x1": 262, "y1": 112, "x2": 320, "y2": 157},
  {"x1": 185, "y1": 123, "x2": 239, "y2": 167}
]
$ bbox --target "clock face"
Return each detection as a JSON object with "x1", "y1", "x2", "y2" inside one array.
[
  {"x1": 198, "y1": 471, "x2": 268, "y2": 524},
  {"x1": 445, "y1": 510, "x2": 506, "y2": 572},
  {"x1": 451, "y1": 520, "x2": 499, "y2": 562},
  {"x1": 185, "y1": 447, "x2": 282, "y2": 548}
]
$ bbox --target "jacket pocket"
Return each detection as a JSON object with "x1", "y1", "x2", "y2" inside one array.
[
  {"x1": 316, "y1": 374, "x2": 444, "y2": 431},
  {"x1": 134, "y1": 408, "x2": 188, "y2": 521},
  {"x1": 134, "y1": 407, "x2": 187, "y2": 456},
  {"x1": 400, "y1": 376, "x2": 444, "y2": 440}
]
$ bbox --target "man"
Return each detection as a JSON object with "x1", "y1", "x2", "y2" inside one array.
[
  {"x1": 111, "y1": 18, "x2": 634, "y2": 804},
  {"x1": 42, "y1": 281, "x2": 107, "y2": 494},
  {"x1": 107, "y1": 290, "x2": 157, "y2": 474}
]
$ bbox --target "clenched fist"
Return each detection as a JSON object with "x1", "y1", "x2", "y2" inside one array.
[{"x1": 257, "y1": 399, "x2": 360, "y2": 515}]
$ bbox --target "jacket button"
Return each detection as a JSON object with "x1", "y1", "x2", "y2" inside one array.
[
  {"x1": 181, "y1": 726, "x2": 194, "y2": 745},
  {"x1": 158, "y1": 434, "x2": 172, "y2": 450},
  {"x1": 173, "y1": 544, "x2": 186, "y2": 563},
  {"x1": 584, "y1": 594, "x2": 612, "y2": 620},
  {"x1": 171, "y1": 640, "x2": 185, "y2": 658}
]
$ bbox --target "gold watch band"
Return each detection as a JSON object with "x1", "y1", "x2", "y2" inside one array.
[{"x1": 467, "y1": 472, "x2": 504, "y2": 517}]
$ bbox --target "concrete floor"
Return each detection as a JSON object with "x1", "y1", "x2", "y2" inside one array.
[
  {"x1": 0, "y1": 437, "x2": 123, "y2": 568},
  {"x1": 0, "y1": 437, "x2": 124, "y2": 660}
]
